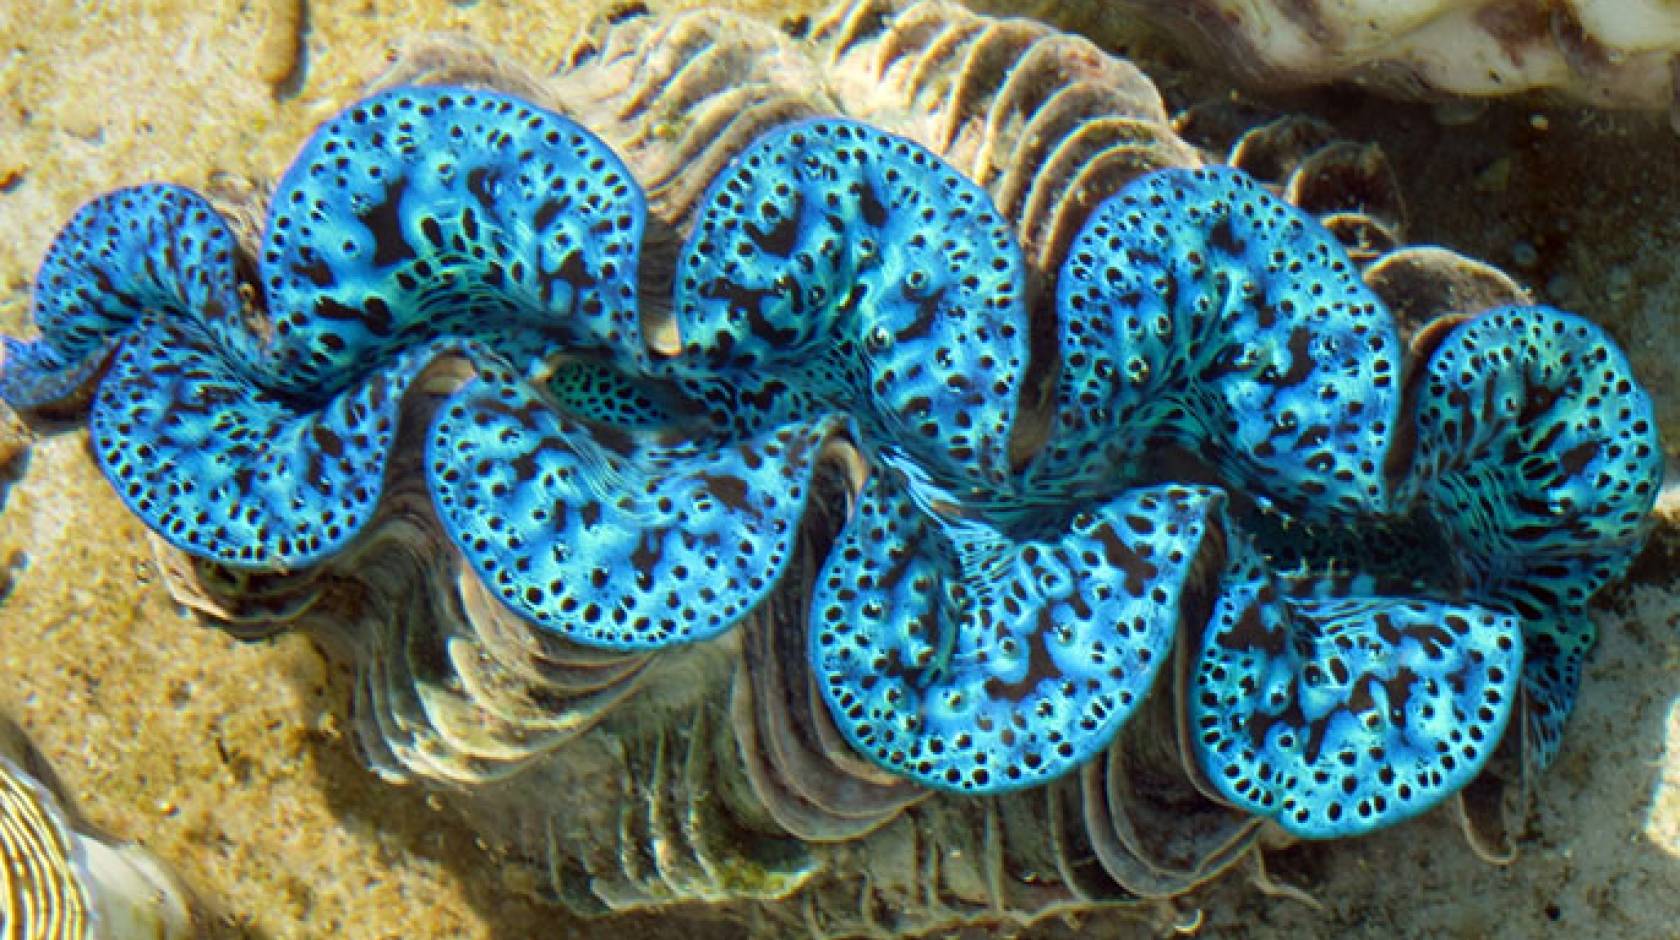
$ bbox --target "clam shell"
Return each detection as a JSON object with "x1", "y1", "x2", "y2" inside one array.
[{"x1": 106, "y1": 1, "x2": 1595, "y2": 935}]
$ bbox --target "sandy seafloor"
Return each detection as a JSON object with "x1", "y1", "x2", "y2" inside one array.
[{"x1": 0, "y1": 1, "x2": 1677, "y2": 937}]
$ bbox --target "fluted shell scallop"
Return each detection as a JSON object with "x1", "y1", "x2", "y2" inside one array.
[{"x1": 0, "y1": 1, "x2": 1662, "y2": 937}]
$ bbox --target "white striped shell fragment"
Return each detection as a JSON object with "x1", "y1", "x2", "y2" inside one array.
[{"x1": 0, "y1": 718, "x2": 195, "y2": 940}]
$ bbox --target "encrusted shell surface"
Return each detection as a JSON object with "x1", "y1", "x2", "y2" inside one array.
[{"x1": 983, "y1": 0, "x2": 1680, "y2": 112}]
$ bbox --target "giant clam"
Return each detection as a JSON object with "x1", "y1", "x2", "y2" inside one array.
[{"x1": 0, "y1": 1, "x2": 1663, "y2": 936}]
